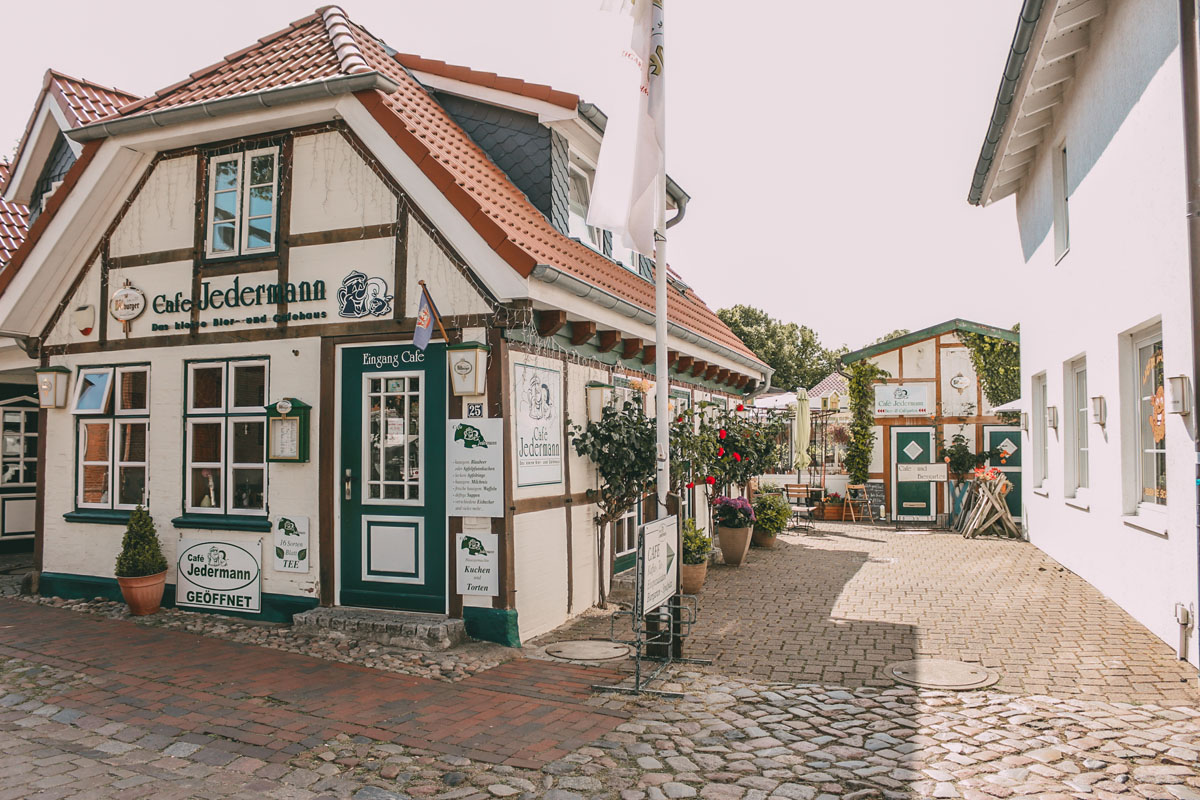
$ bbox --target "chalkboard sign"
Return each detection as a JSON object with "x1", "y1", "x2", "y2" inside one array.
[{"x1": 865, "y1": 481, "x2": 886, "y2": 519}]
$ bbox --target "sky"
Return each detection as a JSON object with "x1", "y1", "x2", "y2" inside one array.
[{"x1": 0, "y1": 0, "x2": 1029, "y2": 352}]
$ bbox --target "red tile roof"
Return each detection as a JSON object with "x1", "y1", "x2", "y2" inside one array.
[
  {"x1": 12, "y1": 6, "x2": 764, "y2": 371},
  {"x1": 48, "y1": 71, "x2": 140, "y2": 128},
  {"x1": 0, "y1": 163, "x2": 29, "y2": 269},
  {"x1": 394, "y1": 53, "x2": 579, "y2": 111},
  {"x1": 808, "y1": 371, "x2": 847, "y2": 398}
]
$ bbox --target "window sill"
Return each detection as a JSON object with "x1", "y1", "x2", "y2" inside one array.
[
  {"x1": 1033, "y1": 488, "x2": 1049, "y2": 498},
  {"x1": 1064, "y1": 497, "x2": 1090, "y2": 512},
  {"x1": 171, "y1": 514, "x2": 271, "y2": 532},
  {"x1": 1122, "y1": 513, "x2": 1168, "y2": 537},
  {"x1": 64, "y1": 509, "x2": 132, "y2": 526}
]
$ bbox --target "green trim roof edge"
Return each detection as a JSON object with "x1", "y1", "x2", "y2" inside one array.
[{"x1": 841, "y1": 319, "x2": 1019, "y2": 365}]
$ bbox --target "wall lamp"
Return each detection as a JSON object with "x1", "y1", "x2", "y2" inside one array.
[
  {"x1": 1046, "y1": 405, "x2": 1059, "y2": 431},
  {"x1": 1089, "y1": 395, "x2": 1107, "y2": 427},
  {"x1": 1167, "y1": 375, "x2": 1192, "y2": 416},
  {"x1": 586, "y1": 382, "x2": 614, "y2": 424}
]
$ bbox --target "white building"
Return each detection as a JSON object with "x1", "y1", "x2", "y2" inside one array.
[{"x1": 969, "y1": 0, "x2": 1198, "y2": 667}]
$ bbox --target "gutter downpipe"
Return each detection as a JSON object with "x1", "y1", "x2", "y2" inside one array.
[{"x1": 1179, "y1": 0, "x2": 1200, "y2": 678}]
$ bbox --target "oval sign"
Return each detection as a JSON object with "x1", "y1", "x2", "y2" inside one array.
[
  {"x1": 453, "y1": 357, "x2": 474, "y2": 376},
  {"x1": 178, "y1": 541, "x2": 260, "y2": 592},
  {"x1": 109, "y1": 286, "x2": 147, "y2": 322},
  {"x1": 950, "y1": 374, "x2": 970, "y2": 390}
]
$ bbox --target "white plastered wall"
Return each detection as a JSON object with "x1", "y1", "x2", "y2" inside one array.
[
  {"x1": 1010, "y1": 0, "x2": 1198, "y2": 665},
  {"x1": 41, "y1": 338, "x2": 322, "y2": 603},
  {"x1": 44, "y1": 256, "x2": 102, "y2": 348},
  {"x1": 108, "y1": 156, "x2": 196, "y2": 259},
  {"x1": 406, "y1": 216, "x2": 492, "y2": 318},
  {"x1": 290, "y1": 131, "x2": 395, "y2": 234}
]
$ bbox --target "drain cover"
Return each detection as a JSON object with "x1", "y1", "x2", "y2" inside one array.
[
  {"x1": 885, "y1": 658, "x2": 999, "y2": 690},
  {"x1": 544, "y1": 640, "x2": 631, "y2": 662}
]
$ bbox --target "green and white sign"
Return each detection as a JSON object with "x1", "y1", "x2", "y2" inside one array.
[
  {"x1": 272, "y1": 515, "x2": 310, "y2": 573},
  {"x1": 638, "y1": 515, "x2": 678, "y2": 617},
  {"x1": 447, "y1": 419, "x2": 504, "y2": 517},
  {"x1": 456, "y1": 532, "x2": 498, "y2": 596},
  {"x1": 874, "y1": 384, "x2": 931, "y2": 416},
  {"x1": 176, "y1": 538, "x2": 262, "y2": 612}
]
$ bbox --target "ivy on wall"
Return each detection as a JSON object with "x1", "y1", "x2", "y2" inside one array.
[
  {"x1": 958, "y1": 326, "x2": 1021, "y2": 407},
  {"x1": 844, "y1": 360, "x2": 889, "y2": 485}
]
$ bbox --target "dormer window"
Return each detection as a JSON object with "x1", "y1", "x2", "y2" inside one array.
[
  {"x1": 567, "y1": 166, "x2": 602, "y2": 252},
  {"x1": 205, "y1": 147, "x2": 279, "y2": 258}
]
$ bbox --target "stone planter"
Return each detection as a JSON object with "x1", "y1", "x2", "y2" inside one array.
[
  {"x1": 717, "y1": 525, "x2": 752, "y2": 566},
  {"x1": 752, "y1": 528, "x2": 778, "y2": 548},
  {"x1": 680, "y1": 561, "x2": 708, "y2": 594},
  {"x1": 117, "y1": 571, "x2": 167, "y2": 616}
]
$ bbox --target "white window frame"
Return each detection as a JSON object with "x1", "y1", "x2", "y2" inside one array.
[
  {"x1": 0, "y1": 401, "x2": 38, "y2": 489},
  {"x1": 227, "y1": 416, "x2": 267, "y2": 514},
  {"x1": 114, "y1": 366, "x2": 150, "y2": 416},
  {"x1": 71, "y1": 367, "x2": 114, "y2": 415},
  {"x1": 1031, "y1": 373, "x2": 1048, "y2": 488},
  {"x1": 205, "y1": 146, "x2": 279, "y2": 259},
  {"x1": 113, "y1": 419, "x2": 149, "y2": 510},
  {"x1": 186, "y1": 418, "x2": 225, "y2": 515},
  {"x1": 1133, "y1": 328, "x2": 1167, "y2": 514},
  {"x1": 1053, "y1": 143, "x2": 1070, "y2": 264},
  {"x1": 1066, "y1": 358, "x2": 1088, "y2": 496},
  {"x1": 184, "y1": 358, "x2": 269, "y2": 515},
  {"x1": 77, "y1": 419, "x2": 114, "y2": 510}
]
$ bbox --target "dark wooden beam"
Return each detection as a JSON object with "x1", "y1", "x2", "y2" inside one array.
[
  {"x1": 716, "y1": 368, "x2": 730, "y2": 384},
  {"x1": 744, "y1": 378, "x2": 759, "y2": 394},
  {"x1": 667, "y1": 350, "x2": 679, "y2": 368},
  {"x1": 641, "y1": 345, "x2": 656, "y2": 365},
  {"x1": 537, "y1": 310, "x2": 567, "y2": 338},
  {"x1": 726, "y1": 372, "x2": 741, "y2": 387},
  {"x1": 676, "y1": 355, "x2": 694, "y2": 374},
  {"x1": 704, "y1": 365, "x2": 720, "y2": 381},
  {"x1": 570, "y1": 320, "x2": 596, "y2": 346},
  {"x1": 597, "y1": 330, "x2": 622, "y2": 354},
  {"x1": 736, "y1": 375, "x2": 749, "y2": 388},
  {"x1": 691, "y1": 359, "x2": 708, "y2": 378},
  {"x1": 622, "y1": 337, "x2": 643, "y2": 361}
]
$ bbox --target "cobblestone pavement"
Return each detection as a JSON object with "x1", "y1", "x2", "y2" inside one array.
[
  {"x1": 537, "y1": 523, "x2": 1200, "y2": 705},
  {"x1": 5, "y1": 648, "x2": 1200, "y2": 800},
  {"x1": 0, "y1": 551, "x2": 32, "y2": 596}
]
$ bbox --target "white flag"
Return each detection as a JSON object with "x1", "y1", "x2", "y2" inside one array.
[{"x1": 588, "y1": 0, "x2": 665, "y2": 257}]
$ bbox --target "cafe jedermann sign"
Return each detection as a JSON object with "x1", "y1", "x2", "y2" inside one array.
[{"x1": 176, "y1": 538, "x2": 262, "y2": 612}]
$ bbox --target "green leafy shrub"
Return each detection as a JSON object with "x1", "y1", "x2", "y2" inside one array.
[
  {"x1": 681, "y1": 519, "x2": 711, "y2": 565},
  {"x1": 752, "y1": 492, "x2": 791, "y2": 535},
  {"x1": 114, "y1": 506, "x2": 168, "y2": 578},
  {"x1": 844, "y1": 360, "x2": 889, "y2": 484}
]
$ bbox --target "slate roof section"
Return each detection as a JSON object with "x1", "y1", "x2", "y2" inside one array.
[
  {"x1": 16, "y1": 6, "x2": 762, "y2": 369},
  {"x1": 0, "y1": 163, "x2": 30, "y2": 269}
]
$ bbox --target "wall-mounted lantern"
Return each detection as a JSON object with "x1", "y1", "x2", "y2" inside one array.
[
  {"x1": 1167, "y1": 375, "x2": 1192, "y2": 416},
  {"x1": 1046, "y1": 405, "x2": 1059, "y2": 431},
  {"x1": 34, "y1": 366, "x2": 71, "y2": 409},
  {"x1": 1089, "y1": 395, "x2": 1107, "y2": 427},
  {"x1": 447, "y1": 342, "x2": 490, "y2": 397},
  {"x1": 1020, "y1": 411, "x2": 1029, "y2": 432},
  {"x1": 586, "y1": 382, "x2": 614, "y2": 423}
]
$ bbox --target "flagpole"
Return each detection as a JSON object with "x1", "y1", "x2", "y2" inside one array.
[{"x1": 654, "y1": 13, "x2": 669, "y2": 520}]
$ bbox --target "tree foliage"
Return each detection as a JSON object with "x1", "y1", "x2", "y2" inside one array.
[
  {"x1": 717, "y1": 305, "x2": 846, "y2": 392},
  {"x1": 844, "y1": 360, "x2": 889, "y2": 484},
  {"x1": 870, "y1": 328, "x2": 910, "y2": 346},
  {"x1": 958, "y1": 326, "x2": 1021, "y2": 407},
  {"x1": 568, "y1": 399, "x2": 657, "y2": 530}
]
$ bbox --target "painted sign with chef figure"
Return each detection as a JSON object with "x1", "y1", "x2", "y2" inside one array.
[{"x1": 514, "y1": 362, "x2": 562, "y2": 486}]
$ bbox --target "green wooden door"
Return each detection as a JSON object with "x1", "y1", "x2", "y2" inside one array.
[
  {"x1": 985, "y1": 426, "x2": 1022, "y2": 520},
  {"x1": 339, "y1": 344, "x2": 447, "y2": 612},
  {"x1": 893, "y1": 427, "x2": 935, "y2": 520}
]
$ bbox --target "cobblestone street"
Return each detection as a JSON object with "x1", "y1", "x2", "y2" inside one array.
[{"x1": 542, "y1": 523, "x2": 1200, "y2": 705}]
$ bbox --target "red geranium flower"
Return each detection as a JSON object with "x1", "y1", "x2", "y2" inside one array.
[
  {"x1": 733, "y1": 452, "x2": 742, "y2": 462},
  {"x1": 736, "y1": 403, "x2": 744, "y2": 411},
  {"x1": 686, "y1": 481, "x2": 695, "y2": 489},
  {"x1": 719, "y1": 429, "x2": 727, "y2": 439},
  {"x1": 677, "y1": 415, "x2": 684, "y2": 423},
  {"x1": 717, "y1": 446, "x2": 725, "y2": 457},
  {"x1": 706, "y1": 476, "x2": 716, "y2": 485}
]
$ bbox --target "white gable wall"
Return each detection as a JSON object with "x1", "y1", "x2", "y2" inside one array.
[{"x1": 1010, "y1": 0, "x2": 1198, "y2": 665}]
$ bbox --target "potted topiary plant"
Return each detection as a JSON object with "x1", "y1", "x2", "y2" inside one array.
[
  {"x1": 752, "y1": 492, "x2": 790, "y2": 548},
  {"x1": 680, "y1": 518, "x2": 712, "y2": 593},
  {"x1": 114, "y1": 505, "x2": 169, "y2": 615},
  {"x1": 712, "y1": 495, "x2": 754, "y2": 566}
]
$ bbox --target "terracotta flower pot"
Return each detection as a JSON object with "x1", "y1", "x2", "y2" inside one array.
[
  {"x1": 716, "y1": 525, "x2": 752, "y2": 566},
  {"x1": 752, "y1": 528, "x2": 778, "y2": 548},
  {"x1": 680, "y1": 561, "x2": 708, "y2": 594},
  {"x1": 117, "y1": 571, "x2": 167, "y2": 616}
]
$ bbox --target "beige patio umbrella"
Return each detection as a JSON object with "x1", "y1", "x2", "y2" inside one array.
[{"x1": 794, "y1": 388, "x2": 811, "y2": 477}]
